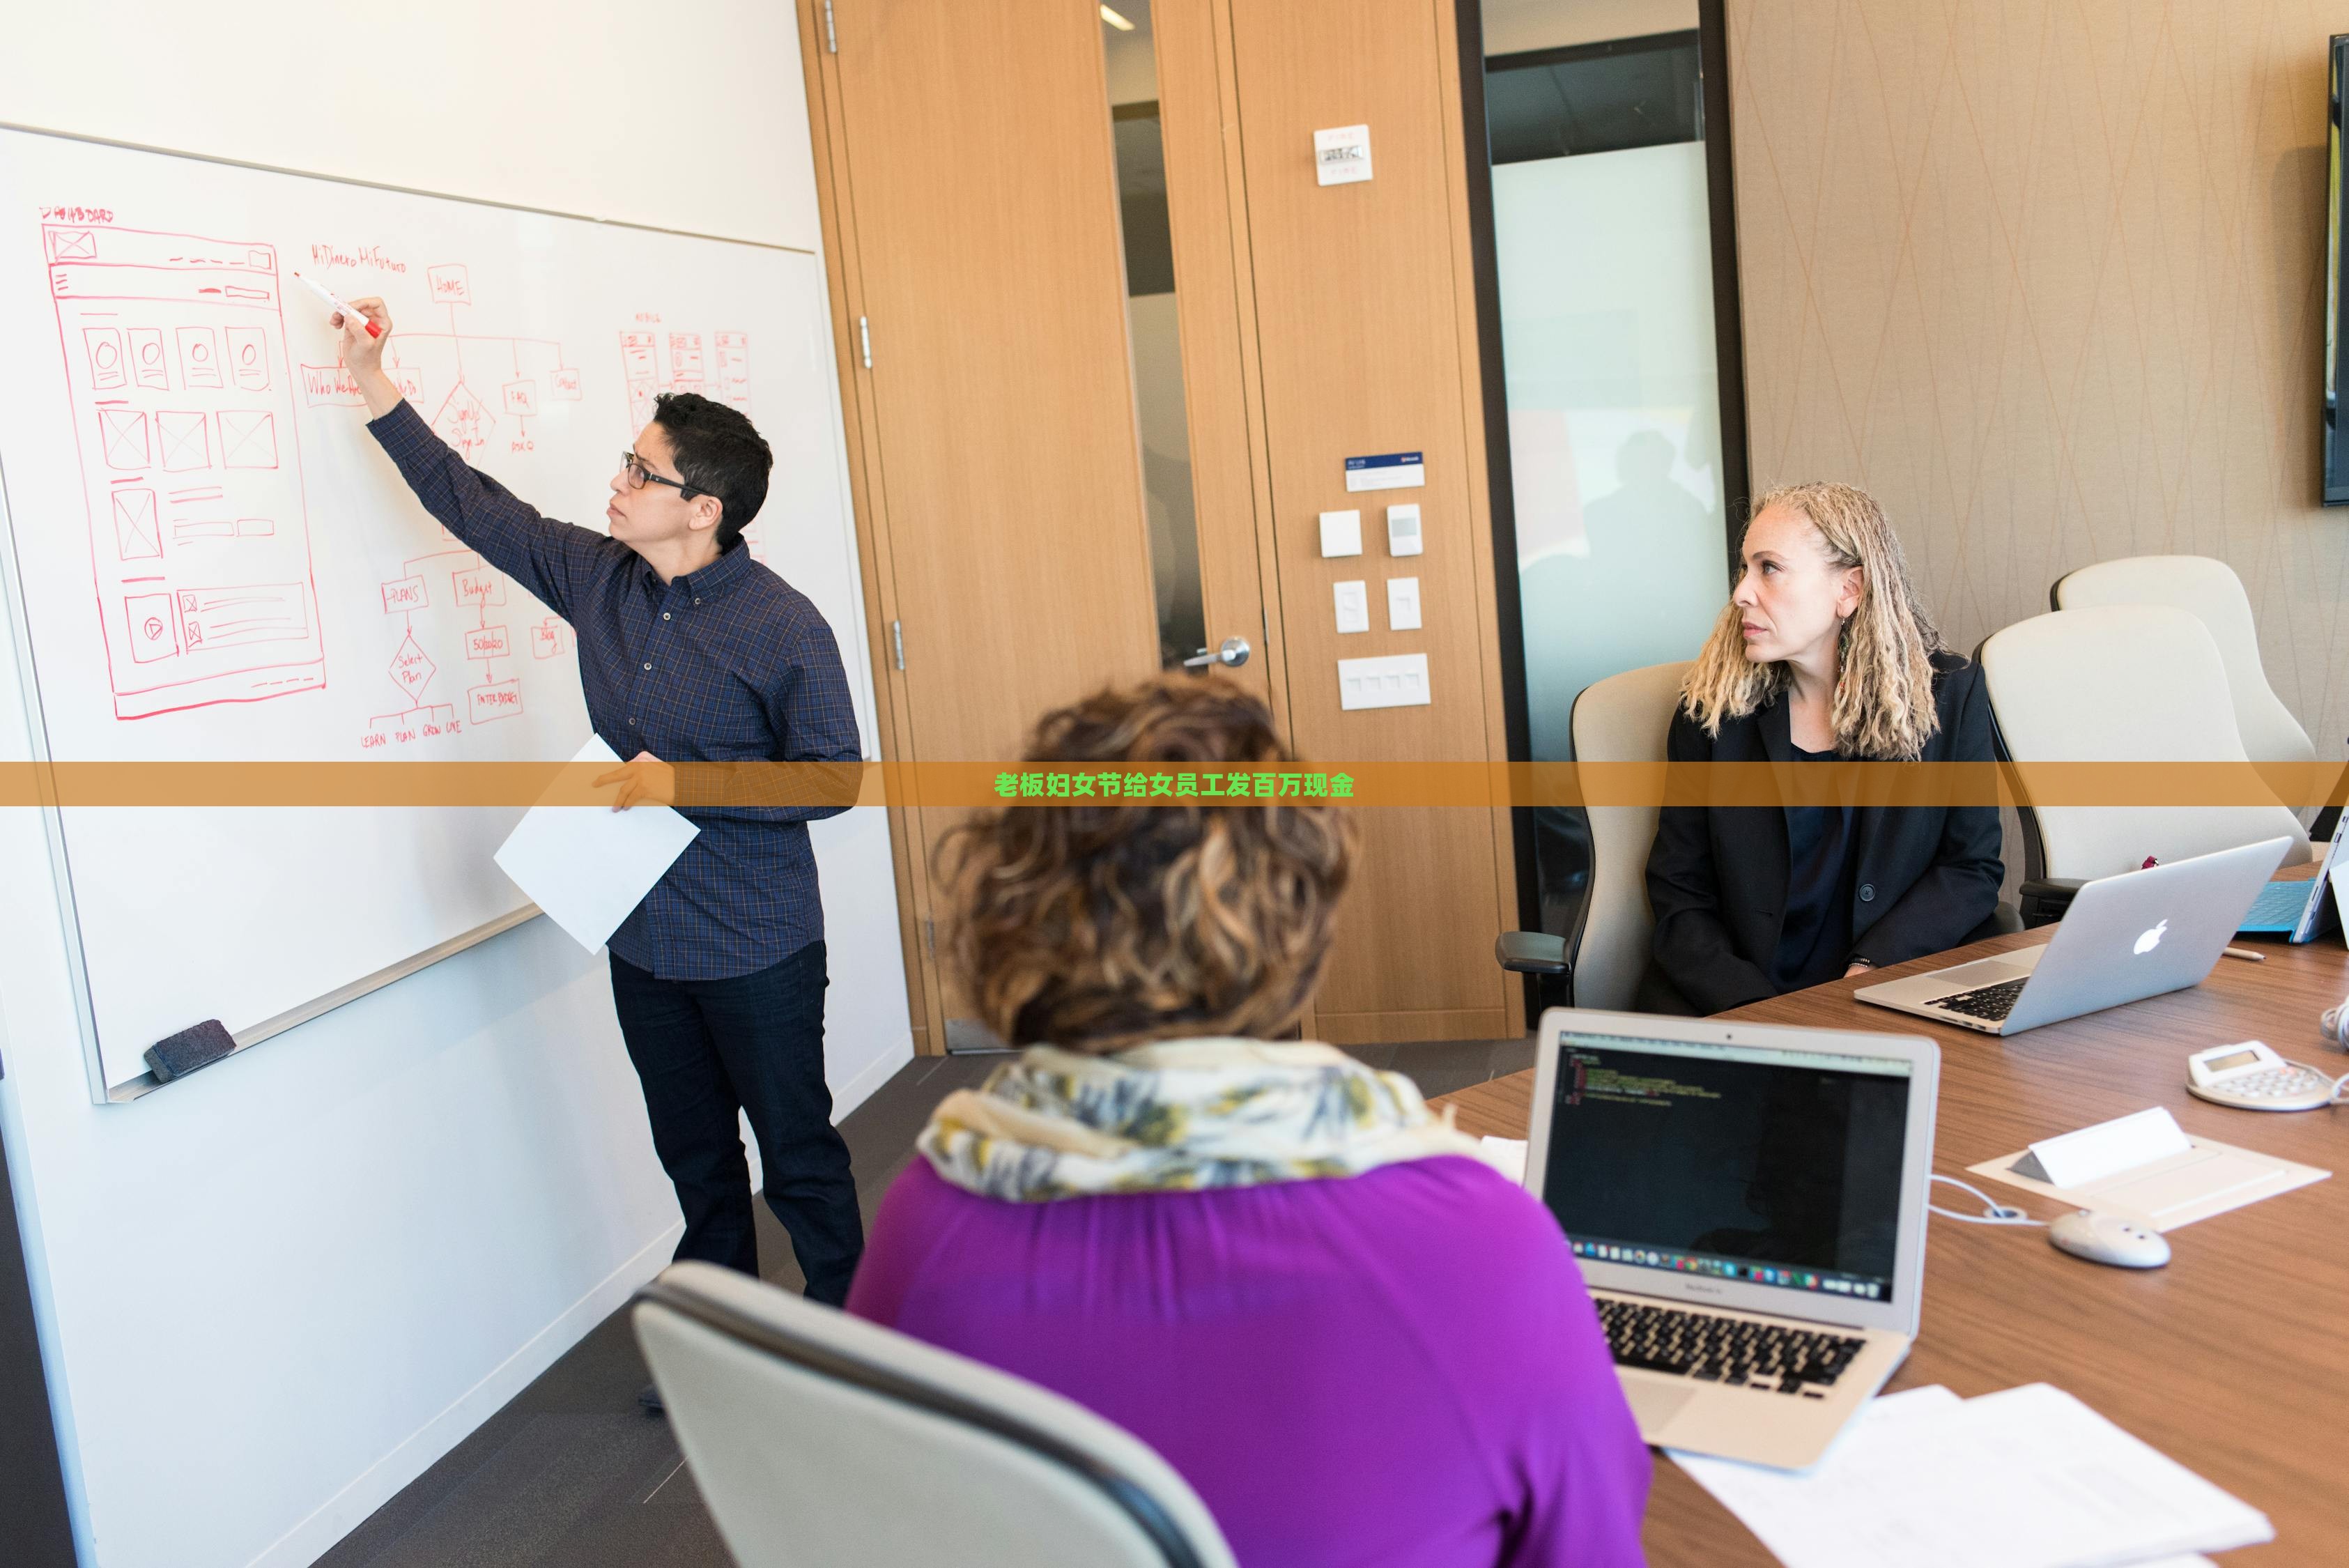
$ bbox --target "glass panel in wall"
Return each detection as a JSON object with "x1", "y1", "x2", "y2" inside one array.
[
  {"x1": 1478, "y1": 2, "x2": 1735, "y2": 953},
  {"x1": 1486, "y1": 20, "x2": 1728, "y2": 763},
  {"x1": 1102, "y1": 1, "x2": 1209, "y2": 670}
]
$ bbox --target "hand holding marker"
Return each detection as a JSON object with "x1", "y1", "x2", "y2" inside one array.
[{"x1": 291, "y1": 271, "x2": 383, "y2": 338}]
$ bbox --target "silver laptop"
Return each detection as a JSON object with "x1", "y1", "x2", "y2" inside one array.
[
  {"x1": 1854, "y1": 836, "x2": 2293, "y2": 1035},
  {"x1": 1523, "y1": 1009, "x2": 1939, "y2": 1470}
]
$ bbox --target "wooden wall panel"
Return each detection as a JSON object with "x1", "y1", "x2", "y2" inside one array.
[
  {"x1": 1158, "y1": 0, "x2": 1282, "y2": 720},
  {"x1": 1728, "y1": 0, "x2": 2349, "y2": 764},
  {"x1": 796, "y1": 0, "x2": 934, "y2": 1052},
  {"x1": 1228, "y1": 0, "x2": 1520, "y2": 1040}
]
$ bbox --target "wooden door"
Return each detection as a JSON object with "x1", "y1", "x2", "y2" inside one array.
[
  {"x1": 1223, "y1": 0, "x2": 1521, "y2": 1043},
  {"x1": 801, "y1": 0, "x2": 1515, "y2": 1052},
  {"x1": 810, "y1": 0, "x2": 1164, "y2": 1047}
]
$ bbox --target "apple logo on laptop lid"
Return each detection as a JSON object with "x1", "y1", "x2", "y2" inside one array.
[{"x1": 2133, "y1": 919, "x2": 2168, "y2": 956}]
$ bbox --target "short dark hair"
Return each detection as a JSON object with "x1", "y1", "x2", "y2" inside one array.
[{"x1": 651, "y1": 392, "x2": 773, "y2": 550}]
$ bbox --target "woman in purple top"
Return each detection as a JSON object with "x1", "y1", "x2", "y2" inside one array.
[{"x1": 848, "y1": 677, "x2": 1648, "y2": 1567}]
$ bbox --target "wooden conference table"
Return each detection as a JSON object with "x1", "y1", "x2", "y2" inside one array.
[{"x1": 1432, "y1": 869, "x2": 2349, "y2": 1566}]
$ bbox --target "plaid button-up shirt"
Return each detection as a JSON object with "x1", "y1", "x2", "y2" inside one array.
[{"x1": 369, "y1": 400, "x2": 862, "y2": 980}]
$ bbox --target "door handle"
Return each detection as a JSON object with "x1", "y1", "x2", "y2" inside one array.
[{"x1": 1183, "y1": 636, "x2": 1251, "y2": 670}]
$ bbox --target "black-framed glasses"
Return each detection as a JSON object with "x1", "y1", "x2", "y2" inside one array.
[{"x1": 620, "y1": 450, "x2": 704, "y2": 500}]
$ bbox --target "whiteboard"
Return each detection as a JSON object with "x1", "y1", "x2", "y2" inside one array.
[{"x1": 0, "y1": 129, "x2": 877, "y2": 1093}]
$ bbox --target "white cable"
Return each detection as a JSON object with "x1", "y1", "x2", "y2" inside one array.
[
  {"x1": 2323, "y1": 997, "x2": 2349, "y2": 1050},
  {"x1": 1927, "y1": 1174, "x2": 2046, "y2": 1227}
]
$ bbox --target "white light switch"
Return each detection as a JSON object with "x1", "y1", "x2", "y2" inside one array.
[
  {"x1": 1386, "y1": 503, "x2": 1423, "y2": 556},
  {"x1": 1337, "y1": 653, "x2": 1431, "y2": 711},
  {"x1": 1386, "y1": 576, "x2": 1421, "y2": 631},
  {"x1": 1319, "y1": 509, "x2": 1363, "y2": 558},
  {"x1": 1333, "y1": 580, "x2": 1369, "y2": 634}
]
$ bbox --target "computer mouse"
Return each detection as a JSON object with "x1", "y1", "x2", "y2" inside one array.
[{"x1": 2047, "y1": 1209, "x2": 2170, "y2": 1269}]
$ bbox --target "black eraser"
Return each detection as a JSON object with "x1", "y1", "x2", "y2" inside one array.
[{"x1": 145, "y1": 1020, "x2": 237, "y2": 1083}]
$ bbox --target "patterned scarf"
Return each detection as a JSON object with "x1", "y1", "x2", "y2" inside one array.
[{"x1": 915, "y1": 1038, "x2": 1493, "y2": 1203}]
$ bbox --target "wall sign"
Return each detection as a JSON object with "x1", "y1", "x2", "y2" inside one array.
[{"x1": 1345, "y1": 450, "x2": 1424, "y2": 491}]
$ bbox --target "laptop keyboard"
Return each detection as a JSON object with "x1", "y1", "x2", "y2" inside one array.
[
  {"x1": 2240, "y1": 879, "x2": 2306, "y2": 929},
  {"x1": 1932, "y1": 976, "x2": 2028, "y2": 1022},
  {"x1": 1596, "y1": 1297, "x2": 1865, "y2": 1397}
]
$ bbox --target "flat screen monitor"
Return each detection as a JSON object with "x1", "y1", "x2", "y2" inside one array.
[{"x1": 2327, "y1": 35, "x2": 2349, "y2": 503}]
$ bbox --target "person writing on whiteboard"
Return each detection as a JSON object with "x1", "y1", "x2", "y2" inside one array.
[{"x1": 330, "y1": 298, "x2": 868, "y2": 1369}]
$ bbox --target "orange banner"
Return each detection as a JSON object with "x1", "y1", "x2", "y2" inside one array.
[{"x1": 0, "y1": 760, "x2": 2343, "y2": 810}]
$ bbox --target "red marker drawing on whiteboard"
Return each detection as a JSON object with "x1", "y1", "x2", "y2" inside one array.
[{"x1": 290, "y1": 271, "x2": 383, "y2": 338}]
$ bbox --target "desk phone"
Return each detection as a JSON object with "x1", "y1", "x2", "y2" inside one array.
[{"x1": 2185, "y1": 1040, "x2": 2340, "y2": 1112}]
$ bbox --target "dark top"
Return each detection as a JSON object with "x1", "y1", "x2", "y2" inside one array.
[
  {"x1": 367, "y1": 400, "x2": 862, "y2": 980},
  {"x1": 1773, "y1": 744, "x2": 1858, "y2": 991},
  {"x1": 1642, "y1": 650, "x2": 2005, "y2": 1015}
]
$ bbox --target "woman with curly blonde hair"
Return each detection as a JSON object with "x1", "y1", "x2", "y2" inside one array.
[
  {"x1": 1642, "y1": 482, "x2": 2003, "y2": 1014},
  {"x1": 849, "y1": 675, "x2": 1649, "y2": 1567}
]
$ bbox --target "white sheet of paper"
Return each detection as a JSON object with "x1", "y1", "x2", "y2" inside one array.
[
  {"x1": 494, "y1": 736, "x2": 700, "y2": 953},
  {"x1": 1672, "y1": 1383, "x2": 2267, "y2": 1568},
  {"x1": 1477, "y1": 1135, "x2": 1527, "y2": 1184}
]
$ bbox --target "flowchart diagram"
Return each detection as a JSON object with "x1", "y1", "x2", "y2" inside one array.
[
  {"x1": 302, "y1": 262, "x2": 583, "y2": 463},
  {"x1": 364, "y1": 542, "x2": 572, "y2": 748},
  {"x1": 295, "y1": 261, "x2": 585, "y2": 746}
]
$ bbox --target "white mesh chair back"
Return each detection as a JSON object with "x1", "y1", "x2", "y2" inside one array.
[
  {"x1": 633, "y1": 1262, "x2": 1235, "y2": 1568},
  {"x1": 2053, "y1": 555, "x2": 2314, "y2": 766},
  {"x1": 1979, "y1": 606, "x2": 2309, "y2": 880}
]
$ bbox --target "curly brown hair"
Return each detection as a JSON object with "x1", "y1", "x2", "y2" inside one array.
[{"x1": 939, "y1": 675, "x2": 1357, "y2": 1053}]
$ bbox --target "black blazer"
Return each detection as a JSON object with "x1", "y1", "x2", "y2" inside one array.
[{"x1": 1640, "y1": 650, "x2": 2004, "y2": 1015}]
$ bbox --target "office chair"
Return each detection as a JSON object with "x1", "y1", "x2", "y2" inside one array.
[
  {"x1": 633, "y1": 1262, "x2": 1235, "y2": 1568},
  {"x1": 2050, "y1": 556, "x2": 2314, "y2": 767},
  {"x1": 2051, "y1": 555, "x2": 2337, "y2": 838},
  {"x1": 1495, "y1": 659, "x2": 2028, "y2": 987},
  {"x1": 1495, "y1": 661, "x2": 1689, "y2": 1008},
  {"x1": 1978, "y1": 605, "x2": 2309, "y2": 921}
]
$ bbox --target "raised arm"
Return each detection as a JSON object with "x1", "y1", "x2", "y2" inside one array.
[{"x1": 334, "y1": 298, "x2": 621, "y2": 622}]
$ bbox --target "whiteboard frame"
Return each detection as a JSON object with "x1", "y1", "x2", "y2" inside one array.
[{"x1": 0, "y1": 121, "x2": 831, "y2": 1104}]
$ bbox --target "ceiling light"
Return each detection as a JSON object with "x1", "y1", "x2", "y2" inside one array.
[{"x1": 1100, "y1": 5, "x2": 1136, "y2": 30}]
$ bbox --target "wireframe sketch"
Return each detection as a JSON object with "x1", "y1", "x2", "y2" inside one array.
[
  {"x1": 669, "y1": 332, "x2": 704, "y2": 391},
  {"x1": 618, "y1": 322, "x2": 758, "y2": 552},
  {"x1": 45, "y1": 224, "x2": 326, "y2": 718},
  {"x1": 714, "y1": 331, "x2": 750, "y2": 410},
  {"x1": 621, "y1": 329, "x2": 659, "y2": 432}
]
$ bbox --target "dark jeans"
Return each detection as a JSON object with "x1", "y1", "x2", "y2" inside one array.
[{"x1": 609, "y1": 941, "x2": 863, "y2": 1305}]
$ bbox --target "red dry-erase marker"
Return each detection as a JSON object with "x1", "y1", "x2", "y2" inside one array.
[{"x1": 291, "y1": 271, "x2": 383, "y2": 338}]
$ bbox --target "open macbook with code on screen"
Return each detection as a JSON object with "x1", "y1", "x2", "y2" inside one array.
[{"x1": 1523, "y1": 1009, "x2": 1939, "y2": 1470}]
